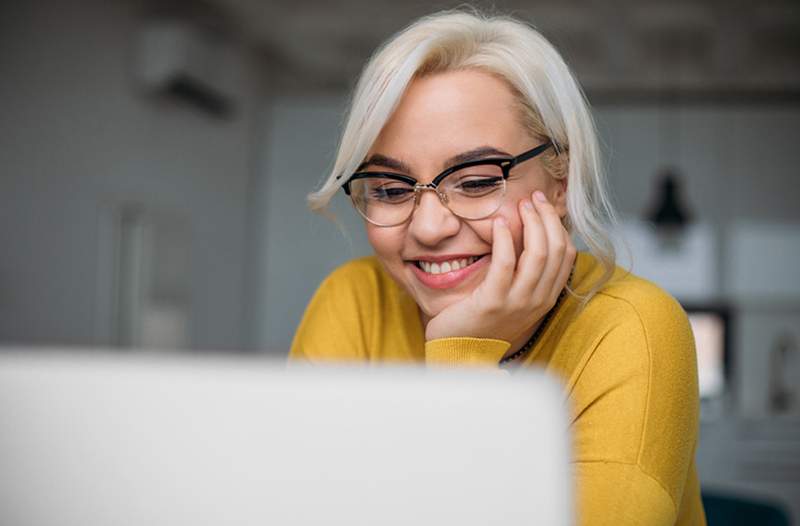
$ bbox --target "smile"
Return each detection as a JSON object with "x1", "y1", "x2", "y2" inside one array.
[
  {"x1": 416, "y1": 256, "x2": 480, "y2": 274},
  {"x1": 408, "y1": 254, "x2": 489, "y2": 290}
]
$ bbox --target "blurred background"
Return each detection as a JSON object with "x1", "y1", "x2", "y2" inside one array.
[{"x1": 1, "y1": 0, "x2": 798, "y2": 521}]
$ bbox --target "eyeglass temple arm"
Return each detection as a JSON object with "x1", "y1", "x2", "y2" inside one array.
[{"x1": 510, "y1": 141, "x2": 554, "y2": 166}]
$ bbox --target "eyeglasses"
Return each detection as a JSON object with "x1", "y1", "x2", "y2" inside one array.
[{"x1": 341, "y1": 142, "x2": 553, "y2": 227}]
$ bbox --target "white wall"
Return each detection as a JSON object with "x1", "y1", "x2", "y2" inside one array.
[{"x1": 0, "y1": 0, "x2": 260, "y2": 349}]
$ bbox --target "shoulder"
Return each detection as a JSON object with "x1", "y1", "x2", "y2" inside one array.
[
  {"x1": 327, "y1": 255, "x2": 384, "y2": 279},
  {"x1": 290, "y1": 256, "x2": 396, "y2": 362},
  {"x1": 319, "y1": 256, "x2": 397, "y2": 301},
  {"x1": 557, "y1": 253, "x2": 697, "y2": 407},
  {"x1": 598, "y1": 266, "x2": 695, "y2": 369},
  {"x1": 602, "y1": 269, "x2": 688, "y2": 327},
  {"x1": 309, "y1": 255, "x2": 415, "y2": 328},
  {"x1": 571, "y1": 252, "x2": 693, "y2": 358}
]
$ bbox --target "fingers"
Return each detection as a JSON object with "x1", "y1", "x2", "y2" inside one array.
[
  {"x1": 480, "y1": 216, "x2": 516, "y2": 301},
  {"x1": 509, "y1": 193, "x2": 548, "y2": 296},
  {"x1": 511, "y1": 191, "x2": 573, "y2": 307},
  {"x1": 529, "y1": 191, "x2": 573, "y2": 303}
]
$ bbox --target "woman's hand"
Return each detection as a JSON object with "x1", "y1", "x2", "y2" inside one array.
[{"x1": 424, "y1": 190, "x2": 576, "y2": 345}]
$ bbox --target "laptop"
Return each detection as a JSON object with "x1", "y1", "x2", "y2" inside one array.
[{"x1": 0, "y1": 349, "x2": 572, "y2": 525}]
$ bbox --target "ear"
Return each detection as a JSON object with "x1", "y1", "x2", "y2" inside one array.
[{"x1": 548, "y1": 177, "x2": 568, "y2": 219}]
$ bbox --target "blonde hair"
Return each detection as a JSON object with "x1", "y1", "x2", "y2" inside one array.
[{"x1": 308, "y1": 8, "x2": 617, "y2": 299}]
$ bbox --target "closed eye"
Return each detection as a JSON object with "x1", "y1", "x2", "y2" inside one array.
[
  {"x1": 369, "y1": 185, "x2": 414, "y2": 203},
  {"x1": 452, "y1": 176, "x2": 504, "y2": 196}
]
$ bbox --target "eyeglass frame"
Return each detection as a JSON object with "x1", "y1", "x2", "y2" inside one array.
[{"x1": 340, "y1": 141, "x2": 554, "y2": 226}]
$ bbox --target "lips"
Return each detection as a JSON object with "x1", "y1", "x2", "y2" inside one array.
[
  {"x1": 408, "y1": 254, "x2": 489, "y2": 289},
  {"x1": 417, "y1": 256, "x2": 480, "y2": 274}
]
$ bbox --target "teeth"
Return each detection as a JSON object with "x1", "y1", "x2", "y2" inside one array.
[{"x1": 418, "y1": 256, "x2": 480, "y2": 274}]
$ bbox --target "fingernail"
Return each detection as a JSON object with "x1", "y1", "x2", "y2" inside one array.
[
  {"x1": 495, "y1": 216, "x2": 507, "y2": 227},
  {"x1": 522, "y1": 200, "x2": 534, "y2": 210},
  {"x1": 534, "y1": 191, "x2": 547, "y2": 203}
]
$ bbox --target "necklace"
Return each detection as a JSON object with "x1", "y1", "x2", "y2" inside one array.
[{"x1": 498, "y1": 267, "x2": 574, "y2": 366}]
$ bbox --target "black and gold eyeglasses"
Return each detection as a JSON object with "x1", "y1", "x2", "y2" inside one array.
[{"x1": 341, "y1": 142, "x2": 553, "y2": 227}]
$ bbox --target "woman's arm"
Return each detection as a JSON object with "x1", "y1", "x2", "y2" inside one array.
[{"x1": 567, "y1": 293, "x2": 700, "y2": 525}]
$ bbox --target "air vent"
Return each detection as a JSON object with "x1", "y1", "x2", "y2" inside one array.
[{"x1": 135, "y1": 20, "x2": 235, "y2": 117}]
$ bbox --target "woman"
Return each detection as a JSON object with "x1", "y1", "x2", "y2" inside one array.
[{"x1": 290, "y1": 9, "x2": 704, "y2": 526}]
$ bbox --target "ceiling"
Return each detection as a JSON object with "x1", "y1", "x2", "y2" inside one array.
[{"x1": 202, "y1": 0, "x2": 800, "y2": 99}]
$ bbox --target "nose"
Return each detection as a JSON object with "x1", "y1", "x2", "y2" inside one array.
[{"x1": 407, "y1": 188, "x2": 461, "y2": 246}]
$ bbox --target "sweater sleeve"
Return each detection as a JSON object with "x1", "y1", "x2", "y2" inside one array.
[
  {"x1": 566, "y1": 293, "x2": 700, "y2": 526},
  {"x1": 574, "y1": 462, "x2": 677, "y2": 526},
  {"x1": 424, "y1": 337, "x2": 510, "y2": 367}
]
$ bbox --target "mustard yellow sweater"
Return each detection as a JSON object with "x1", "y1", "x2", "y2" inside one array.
[{"x1": 290, "y1": 252, "x2": 706, "y2": 526}]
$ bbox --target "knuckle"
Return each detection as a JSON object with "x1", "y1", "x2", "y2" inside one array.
[
  {"x1": 497, "y1": 254, "x2": 516, "y2": 271},
  {"x1": 566, "y1": 241, "x2": 577, "y2": 255},
  {"x1": 566, "y1": 244, "x2": 577, "y2": 261},
  {"x1": 532, "y1": 250, "x2": 547, "y2": 266},
  {"x1": 529, "y1": 292, "x2": 548, "y2": 310},
  {"x1": 483, "y1": 298, "x2": 504, "y2": 314},
  {"x1": 507, "y1": 297, "x2": 527, "y2": 312}
]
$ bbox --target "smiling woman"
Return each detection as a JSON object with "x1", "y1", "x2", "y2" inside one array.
[{"x1": 289, "y1": 9, "x2": 705, "y2": 526}]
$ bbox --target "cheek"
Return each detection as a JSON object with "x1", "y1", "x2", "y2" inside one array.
[
  {"x1": 366, "y1": 227, "x2": 388, "y2": 257},
  {"x1": 366, "y1": 225, "x2": 404, "y2": 263}
]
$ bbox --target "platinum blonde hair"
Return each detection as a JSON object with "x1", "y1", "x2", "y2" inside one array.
[{"x1": 308, "y1": 9, "x2": 617, "y2": 298}]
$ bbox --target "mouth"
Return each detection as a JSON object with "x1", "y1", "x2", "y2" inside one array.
[
  {"x1": 413, "y1": 255, "x2": 484, "y2": 274},
  {"x1": 407, "y1": 254, "x2": 490, "y2": 289}
]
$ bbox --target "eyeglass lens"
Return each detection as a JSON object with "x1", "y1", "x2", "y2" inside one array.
[{"x1": 349, "y1": 163, "x2": 507, "y2": 226}]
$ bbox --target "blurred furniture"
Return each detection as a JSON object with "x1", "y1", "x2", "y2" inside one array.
[{"x1": 702, "y1": 492, "x2": 790, "y2": 526}]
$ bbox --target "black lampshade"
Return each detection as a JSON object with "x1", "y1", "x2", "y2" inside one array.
[{"x1": 647, "y1": 169, "x2": 691, "y2": 228}]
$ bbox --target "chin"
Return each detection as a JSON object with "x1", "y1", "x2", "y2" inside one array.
[
  {"x1": 387, "y1": 256, "x2": 490, "y2": 321},
  {"x1": 409, "y1": 285, "x2": 469, "y2": 320},
  {"x1": 379, "y1": 255, "x2": 487, "y2": 321}
]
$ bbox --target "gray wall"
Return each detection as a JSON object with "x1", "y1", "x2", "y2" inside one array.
[
  {"x1": 0, "y1": 0, "x2": 261, "y2": 349},
  {"x1": 596, "y1": 106, "x2": 800, "y2": 223},
  {"x1": 249, "y1": 98, "x2": 372, "y2": 352}
]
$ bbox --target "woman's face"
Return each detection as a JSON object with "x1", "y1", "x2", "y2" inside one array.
[{"x1": 362, "y1": 69, "x2": 567, "y2": 320}]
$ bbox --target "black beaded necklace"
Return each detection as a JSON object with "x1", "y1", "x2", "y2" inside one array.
[{"x1": 498, "y1": 267, "x2": 574, "y2": 366}]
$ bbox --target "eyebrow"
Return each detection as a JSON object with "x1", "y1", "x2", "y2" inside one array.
[
  {"x1": 357, "y1": 154, "x2": 411, "y2": 173},
  {"x1": 443, "y1": 146, "x2": 512, "y2": 168},
  {"x1": 357, "y1": 146, "x2": 512, "y2": 174}
]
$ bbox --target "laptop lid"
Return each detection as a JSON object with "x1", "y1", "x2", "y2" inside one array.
[{"x1": 0, "y1": 350, "x2": 572, "y2": 526}]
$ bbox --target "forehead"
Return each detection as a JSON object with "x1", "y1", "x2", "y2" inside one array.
[{"x1": 369, "y1": 69, "x2": 529, "y2": 170}]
